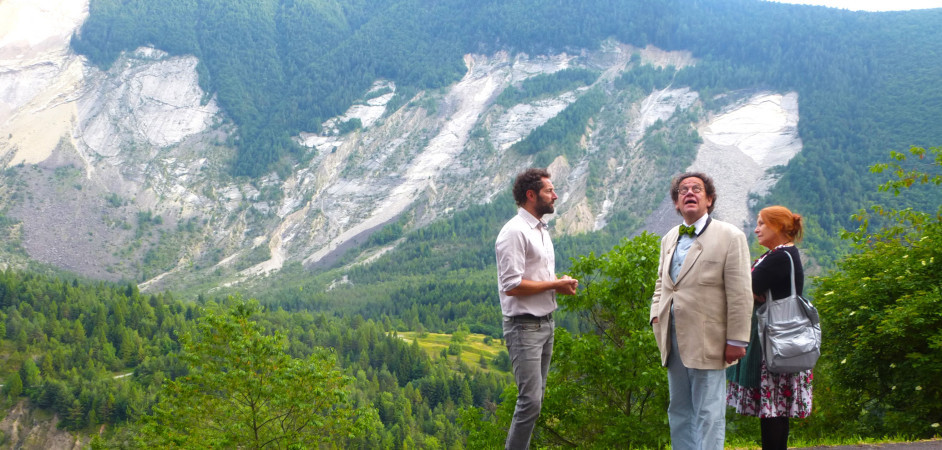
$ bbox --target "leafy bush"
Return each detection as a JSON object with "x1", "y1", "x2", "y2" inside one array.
[
  {"x1": 812, "y1": 147, "x2": 942, "y2": 438},
  {"x1": 543, "y1": 233, "x2": 668, "y2": 448},
  {"x1": 138, "y1": 299, "x2": 367, "y2": 448}
]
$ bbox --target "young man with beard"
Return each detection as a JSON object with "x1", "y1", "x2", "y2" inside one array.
[
  {"x1": 649, "y1": 172, "x2": 752, "y2": 450},
  {"x1": 495, "y1": 168, "x2": 579, "y2": 449}
]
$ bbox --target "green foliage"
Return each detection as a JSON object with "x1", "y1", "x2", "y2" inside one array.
[
  {"x1": 105, "y1": 193, "x2": 125, "y2": 208},
  {"x1": 871, "y1": 146, "x2": 942, "y2": 196},
  {"x1": 511, "y1": 87, "x2": 606, "y2": 166},
  {"x1": 495, "y1": 68, "x2": 600, "y2": 107},
  {"x1": 458, "y1": 386, "x2": 517, "y2": 450},
  {"x1": 138, "y1": 299, "x2": 363, "y2": 448},
  {"x1": 337, "y1": 117, "x2": 363, "y2": 135},
  {"x1": 643, "y1": 105, "x2": 702, "y2": 169},
  {"x1": 3, "y1": 372, "x2": 23, "y2": 401},
  {"x1": 811, "y1": 147, "x2": 942, "y2": 438},
  {"x1": 492, "y1": 350, "x2": 511, "y2": 372},
  {"x1": 614, "y1": 63, "x2": 676, "y2": 93},
  {"x1": 19, "y1": 359, "x2": 41, "y2": 393},
  {"x1": 1, "y1": 269, "x2": 510, "y2": 446},
  {"x1": 541, "y1": 233, "x2": 669, "y2": 448}
]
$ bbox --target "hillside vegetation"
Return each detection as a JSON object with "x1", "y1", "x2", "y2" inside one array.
[
  {"x1": 0, "y1": 276, "x2": 508, "y2": 447},
  {"x1": 6, "y1": 0, "x2": 936, "y2": 444},
  {"x1": 72, "y1": 0, "x2": 942, "y2": 242},
  {"x1": 3, "y1": 148, "x2": 939, "y2": 445}
]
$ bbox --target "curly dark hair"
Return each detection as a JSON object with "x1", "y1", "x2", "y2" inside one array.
[
  {"x1": 512, "y1": 168, "x2": 551, "y2": 207},
  {"x1": 670, "y1": 171, "x2": 717, "y2": 214}
]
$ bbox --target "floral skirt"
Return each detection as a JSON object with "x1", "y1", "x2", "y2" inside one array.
[{"x1": 727, "y1": 359, "x2": 813, "y2": 418}]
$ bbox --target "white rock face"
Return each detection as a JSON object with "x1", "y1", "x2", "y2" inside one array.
[
  {"x1": 0, "y1": 0, "x2": 242, "y2": 284},
  {"x1": 630, "y1": 87, "x2": 700, "y2": 145},
  {"x1": 0, "y1": 0, "x2": 802, "y2": 289},
  {"x1": 490, "y1": 93, "x2": 579, "y2": 151},
  {"x1": 692, "y1": 92, "x2": 802, "y2": 229},
  {"x1": 0, "y1": 0, "x2": 88, "y2": 165},
  {"x1": 0, "y1": 0, "x2": 218, "y2": 167},
  {"x1": 301, "y1": 52, "x2": 570, "y2": 267},
  {"x1": 78, "y1": 49, "x2": 220, "y2": 157},
  {"x1": 590, "y1": 86, "x2": 701, "y2": 232}
]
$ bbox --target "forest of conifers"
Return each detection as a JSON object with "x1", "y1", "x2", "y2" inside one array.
[
  {"x1": 2, "y1": 145, "x2": 940, "y2": 446},
  {"x1": 3, "y1": 0, "x2": 940, "y2": 446},
  {"x1": 0, "y1": 270, "x2": 511, "y2": 447}
]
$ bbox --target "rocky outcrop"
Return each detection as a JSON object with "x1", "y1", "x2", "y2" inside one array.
[
  {"x1": 0, "y1": 0, "x2": 801, "y2": 292},
  {"x1": 77, "y1": 47, "x2": 219, "y2": 158},
  {"x1": 0, "y1": 400, "x2": 87, "y2": 450},
  {"x1": 695, "y1": 92, "x2": 802, "y2": 229},
  {"x1": 638, "y1": 92, "x2": 801, "y2": 235},
  {"x1": 0, "y1": 0, "x2": 88, "y2": 166}
]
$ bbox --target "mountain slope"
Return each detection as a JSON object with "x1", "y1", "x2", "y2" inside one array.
[{"x1": 0, "y1": 0, "x2": 940, "y2": 292}]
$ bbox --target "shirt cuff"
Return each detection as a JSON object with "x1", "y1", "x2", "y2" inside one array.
[
  {"x1": 500, "y1": 278, "x2": 522, "y2": 293},
  {"x1": 727, "y1": 340, "x2": 748, "y2": 347}
]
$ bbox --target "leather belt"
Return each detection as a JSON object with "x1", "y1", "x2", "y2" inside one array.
[{"x1": 511, "y1": 313, "x2": 553, "y2": 322}]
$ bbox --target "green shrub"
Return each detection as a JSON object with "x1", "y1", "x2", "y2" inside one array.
[{"x1": 812, "y1": 147, "x2": 942, "y2": 438}]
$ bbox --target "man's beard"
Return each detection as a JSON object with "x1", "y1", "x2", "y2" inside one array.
[{"x1": 535, "y1": 199, "x2": 554, "y2": 216}]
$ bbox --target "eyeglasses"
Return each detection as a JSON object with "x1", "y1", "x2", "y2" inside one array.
[{"x1": 677, "y1": 185, "x2": 704, "y2": 195}]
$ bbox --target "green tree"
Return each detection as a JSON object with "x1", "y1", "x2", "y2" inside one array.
[
  {"x1": 67, "y1": 398, "x2": 86, "y2": 430},
  {"x1": 138, "y1": 299, "x2": 364, "y2": 448},
  {"x1": 452, "y1": 323, "x2": 470, "y2": 343},
  {"x1": 4, "y1": 372, "x2": 23, "y2": 401},
  {"x1": 539, "y1": 233, "x2": 669, "y2": 448},
  {"x1": 463, "y1": 234, "x2": 669, "y2": 448},
  {"x1": 459, "y1": 386, "x2": 517, "y2": 450},
  {"x1": 19, "y1": 359, "x2": 41, "y2": 393},
  {"x1": 812, "y1": 146, "x2": 942, "y2": 438},
  {"x1": 491, "y1": 350, "x2": 511, "y2": 372}
]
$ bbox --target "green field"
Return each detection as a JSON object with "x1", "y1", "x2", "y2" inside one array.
[{"x1": 397, "y1": 331, "x2": 509, "y2": 375}]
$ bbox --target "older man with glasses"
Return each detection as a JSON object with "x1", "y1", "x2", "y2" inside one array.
[{"x1": 649, "y1": 171, "x2": 752, "y2": 450}]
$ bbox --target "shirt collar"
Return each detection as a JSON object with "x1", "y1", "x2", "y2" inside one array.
[
  {"x1": 683, "y1": 213, "x2": 710, "y2": 235},
  {"x1": 518, "y1": 208, "x2": 548, "y2": 229}
]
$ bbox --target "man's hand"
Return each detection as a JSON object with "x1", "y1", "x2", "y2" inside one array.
[
  {"x1": 555, "y1": 275, "x2": 579, "y2": 295},
  {"x1": 725, "y1": 344, "x2": 746, "y2": 364}
]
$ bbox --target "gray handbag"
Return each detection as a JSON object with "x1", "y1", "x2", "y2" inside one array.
[{"x1": 756, "y1": 250, "x2": 821, "y2": 374}]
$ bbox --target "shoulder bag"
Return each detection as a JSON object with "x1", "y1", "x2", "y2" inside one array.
[{"x1": 756, "y1": 250, "x2": 821, "y2": 374}]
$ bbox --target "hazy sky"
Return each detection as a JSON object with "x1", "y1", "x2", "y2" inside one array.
[{"x1": 770, "y1": 0, "x2": 942, "y2": 10}]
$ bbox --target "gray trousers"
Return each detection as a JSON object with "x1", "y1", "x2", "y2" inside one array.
[{"x1": 502, "y1": 315, "x2": 554, "y2": 450}]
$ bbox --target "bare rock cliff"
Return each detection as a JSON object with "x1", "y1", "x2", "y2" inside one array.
[{"x1": 0, "y1": 0, "x2": 801, "y2": 294}]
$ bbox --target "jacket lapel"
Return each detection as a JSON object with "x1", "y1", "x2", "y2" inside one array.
[
  {"x1": 674, "y1": 239, "x2": 703, "y2": 285},
  {"x1": 664, "y1": 240, "x2": 678, "y2": 289}
]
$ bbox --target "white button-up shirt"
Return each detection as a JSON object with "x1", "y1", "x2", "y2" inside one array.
[{"x1": 495, "y1": 208, "x2": 557, "y2": 317}]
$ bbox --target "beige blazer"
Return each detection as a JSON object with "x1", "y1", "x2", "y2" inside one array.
[{"x1": 649, "y1": 218, "x2": 753, "y2": 370}]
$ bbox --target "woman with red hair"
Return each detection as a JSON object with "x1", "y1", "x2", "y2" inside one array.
[{"x1": 727, "y1": 206, "x2": 813, "y2": 450}]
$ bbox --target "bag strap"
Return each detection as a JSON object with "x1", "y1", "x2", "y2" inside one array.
[
  {"x1": 782, "y1": 249, "x2": 798, "y2": 298},
  {"x1": 765, "y1": 248, "x2": 798, "y2": 302}
]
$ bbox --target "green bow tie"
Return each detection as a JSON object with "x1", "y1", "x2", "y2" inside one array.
[{"x1": 679, "y1": 224, "x2": 697, "y2": 237}]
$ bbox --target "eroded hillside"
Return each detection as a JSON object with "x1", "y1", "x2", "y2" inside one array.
[{"x1": 0, "y1": 0, "x2": 801, "y2": 292}]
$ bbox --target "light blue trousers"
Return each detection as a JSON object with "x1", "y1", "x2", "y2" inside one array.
[
  {"x1": 502, "y1": 316, "x2": 554, "y2": 450},
  {"x1": 667, "y1": 316, "x2": 726, "y2": 450}
]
